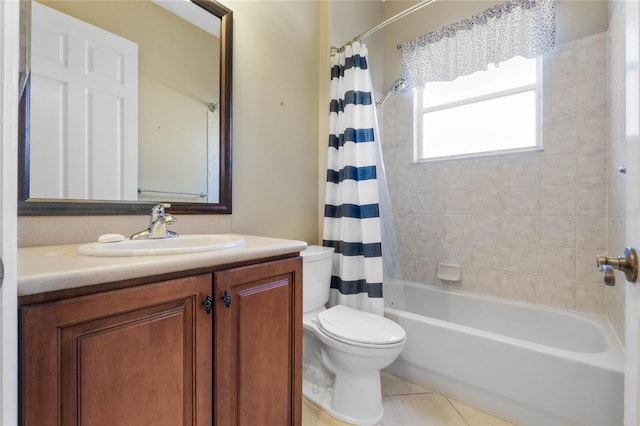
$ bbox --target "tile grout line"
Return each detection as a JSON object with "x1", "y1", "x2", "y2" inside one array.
[
  {"x1": 382, "y1": 390, "x2": 435, "y2": 397},
  {"x1": 446, "y1": 397, "x2": 471, "y2": 426}
]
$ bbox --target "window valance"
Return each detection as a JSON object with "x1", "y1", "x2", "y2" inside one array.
[{"x1": 400, "y1": 0, "x2": 556, "y2": 88}]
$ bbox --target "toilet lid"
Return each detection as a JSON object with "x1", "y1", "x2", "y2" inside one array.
[{"x1": 317, "y1": 305, "x2": 405, "y2": 345}]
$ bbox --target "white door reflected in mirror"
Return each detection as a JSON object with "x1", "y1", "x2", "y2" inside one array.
[
  {"x1": 28, "y1": 0, "x2": 221, "y2": 203},
  {"x1": 31, "y1": 1, "x2": 138, "y2": 200}
]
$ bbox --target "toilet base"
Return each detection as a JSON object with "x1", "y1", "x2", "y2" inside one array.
[{"x1": 302, "y1": 377, "x2": 384, "y2": 426}]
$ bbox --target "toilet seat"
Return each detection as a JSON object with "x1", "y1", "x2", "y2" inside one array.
[{"x1": 317, "y1": 305, "x2": 405, "y2": 346}]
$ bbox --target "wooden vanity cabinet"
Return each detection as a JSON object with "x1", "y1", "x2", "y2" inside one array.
[
  {"x1": 19, "y1": 255, "x2": 302, "y2": 426},
  {"x1": 20, "y1": 274, "x2": 214, "y2": 426}
]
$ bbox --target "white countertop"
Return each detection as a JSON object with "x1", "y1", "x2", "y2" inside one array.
[{"x1": 18, "y1": 234, "x2": 308, "y2": 297}]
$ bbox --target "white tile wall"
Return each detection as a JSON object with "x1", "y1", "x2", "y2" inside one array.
[{"x1": 381, "y1": 32, "x2": 611, "y2": 317}]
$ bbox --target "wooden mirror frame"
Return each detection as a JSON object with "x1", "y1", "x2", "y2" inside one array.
[{"x1": 18, "y1": 0, "x2": 232, "y2": 215}]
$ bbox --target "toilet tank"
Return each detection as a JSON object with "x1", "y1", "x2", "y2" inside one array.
[{"x1": 301, "y1": 245, "x2": 334, "y2": 313}]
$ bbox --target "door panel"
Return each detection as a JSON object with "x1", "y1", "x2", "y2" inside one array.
[
  {"x1": 236, "y1": 279, "x2": 291, "y2": 425},
  {"x1": 30, "y1": 1, "x2": 138, "y2": 200},
  {"x1": 214, "y1": 258, "x2": 302, "y2": 426},
  {"x1": 60, "y1": 302, "x2": 191, "y2": 426},
  {"x1": 20, "y1": 275, "x2": 212, "y2": 426}
]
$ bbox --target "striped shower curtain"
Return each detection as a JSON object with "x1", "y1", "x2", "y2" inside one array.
[{"x1": 323, "y1": 42, "x2": 384, "y2": 316}]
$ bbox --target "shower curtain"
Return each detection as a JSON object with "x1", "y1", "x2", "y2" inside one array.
[{"x1": 323, "y1": 42, "x2": 384, "y2": 316}]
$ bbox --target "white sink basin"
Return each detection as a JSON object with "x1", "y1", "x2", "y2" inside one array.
[{"x1": 77, "y1": 234, "x2": 245, "y2": 257}]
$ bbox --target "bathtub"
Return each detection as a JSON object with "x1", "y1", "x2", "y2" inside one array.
[{"x1": 383, "y1": 280, "x2": 624, "y2": 426}]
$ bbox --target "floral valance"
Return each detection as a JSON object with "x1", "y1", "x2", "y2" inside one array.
[{"x1": 400, "y1": 0, "x2": 556, "y2": 88}]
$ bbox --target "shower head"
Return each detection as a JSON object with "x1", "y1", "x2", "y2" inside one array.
[
  {"x1": 376, "y1": 78, "x2": 407, "y2": 107},
  {"x1": 392, "y1": 78, "x2": 408, "y2": 92}
]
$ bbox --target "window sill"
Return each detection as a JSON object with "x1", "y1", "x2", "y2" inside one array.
[{"x1": 414, "y1": 145, "x2": 544, "y2": 164}]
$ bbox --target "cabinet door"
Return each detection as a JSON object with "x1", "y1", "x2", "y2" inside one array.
[
  {"x1": 214, "y1": 258, "x2": 302, "y2": 426},
  {"x1": 20, "y1": 274, "x2": 213, "y2": 426}
]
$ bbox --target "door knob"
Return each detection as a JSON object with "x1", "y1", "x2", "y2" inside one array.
[{"x1": 596, "y1": 247, "x2": 638, "y2": 285}]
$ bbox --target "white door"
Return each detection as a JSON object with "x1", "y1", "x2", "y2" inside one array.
[
  {"x1": 30, "y1": 1, "x2": 138, "y2": 200},
  {"x1": 0, "y1": 0, "x2": 19, "y2": 423},
  {"x1": 625, "y1": 1, "x2": 640, "y2": 425}
]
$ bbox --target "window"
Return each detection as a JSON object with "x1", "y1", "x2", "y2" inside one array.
[{"x1": 414, "y1": 56, "x2": 541, "y2": 161}]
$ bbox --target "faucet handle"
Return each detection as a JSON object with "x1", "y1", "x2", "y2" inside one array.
[
  {"x1": 151, "y1": 203, "x2": 171, "y2": 217},
  {"x1": 596, "y1": 247, "x2": 638, "y2": 285}
]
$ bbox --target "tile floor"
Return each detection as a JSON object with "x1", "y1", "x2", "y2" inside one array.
[{"x1": 302, "y1": 371, "x2": 516, "y2": 426}]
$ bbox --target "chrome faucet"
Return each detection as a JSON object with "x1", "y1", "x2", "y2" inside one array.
[{"x1": 130, "y1": 203, "x2": 178, "y2": 240}]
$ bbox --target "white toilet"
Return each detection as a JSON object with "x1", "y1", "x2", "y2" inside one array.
[{"x1": 301, "y1": 245, "x2": 406, "y2": 425}]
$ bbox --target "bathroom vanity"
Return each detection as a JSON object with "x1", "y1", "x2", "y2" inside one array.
[{"x1": 18, "y1": 235, "x2": 306, "y2": 426}]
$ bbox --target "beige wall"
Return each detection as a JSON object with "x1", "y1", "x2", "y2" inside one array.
[
  {"x1": 222, "y1": 0, "x2": 320, "y2": 243},
  {"x1": 318, "y1": 2, "x2": 331, "y2": 244},
  {"x1": 19, "y1": 1, "x2": 322, "y2": 246},
  {"x1": 330, "y1": 1, "x2": 384, "y2": 94}
]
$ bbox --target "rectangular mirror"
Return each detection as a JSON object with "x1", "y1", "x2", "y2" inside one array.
[{"x1": 18, "y1": 0, "x2": 232, "y2": 215}]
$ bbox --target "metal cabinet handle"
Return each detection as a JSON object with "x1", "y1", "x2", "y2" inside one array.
[
  {"x1": 0, "y1": 257, "x2": 3, "y2": 289},
  {"x1": 203, "y1": 295, "x2": 213, "y2": 314},
  {"x1": 221, "y1": 290, "x2": 231, "y2": 308}
]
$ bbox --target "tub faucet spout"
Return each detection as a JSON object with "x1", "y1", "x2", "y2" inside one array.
[
  {"x1": 596, "y1": 247, "x2": 638, "y2": 286},
  {"x1": 599, "y1": 265, "x2": 616, "y2": 286}
]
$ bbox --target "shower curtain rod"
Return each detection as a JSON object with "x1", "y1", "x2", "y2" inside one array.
[{"x1": 334, "y1": 0, "x2": 438, "y2": 51}]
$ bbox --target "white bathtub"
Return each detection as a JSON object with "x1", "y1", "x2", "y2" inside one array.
[{"x1": 383, "y1": 280, "x2": 624, "y2": 426}]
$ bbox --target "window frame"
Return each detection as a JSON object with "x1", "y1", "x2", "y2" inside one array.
[{"x1": 413, "y1": 57, "x2": 544, "y2": 162}]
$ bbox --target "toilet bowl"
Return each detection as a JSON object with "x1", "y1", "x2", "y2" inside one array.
[{"x1": 301, "y1": 245, "x2": 406, "y2": 425}]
